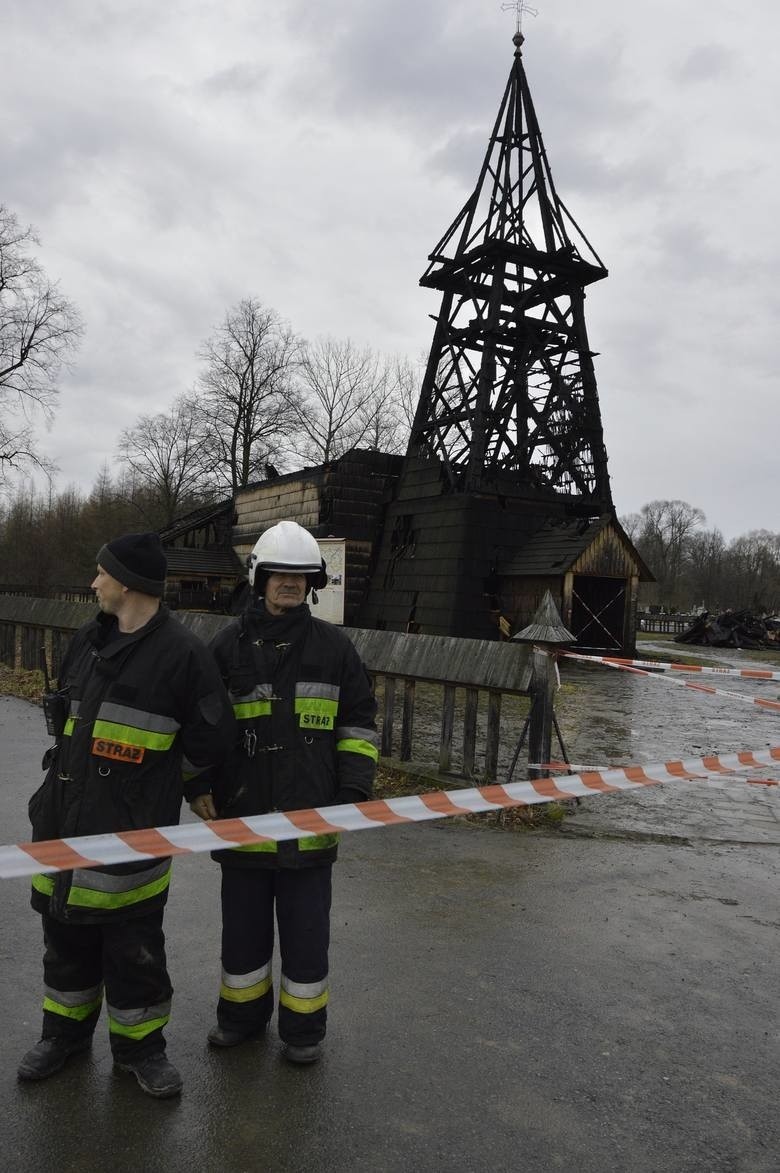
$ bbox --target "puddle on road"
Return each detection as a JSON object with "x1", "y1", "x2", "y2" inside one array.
[
  {"x1": 376, "y1": 641, "x2": 780, "y2": 780},
  {"x1": 556, "y1": 643, "x2": 780, "y2": 771}
]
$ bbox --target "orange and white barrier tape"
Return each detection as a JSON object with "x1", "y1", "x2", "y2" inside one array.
[
  {"x1": 563, "y1": 651, "x2": 780, "y2": 682},
  {"x1": 533, "y1": 760, "x2": 779, "y2": 785},
  {"x1": 2, "y1": 746, "x2": 779, "y2": 880},
  {"x1": 563, "y1": 652, "x2": 780, "y2": 713}
]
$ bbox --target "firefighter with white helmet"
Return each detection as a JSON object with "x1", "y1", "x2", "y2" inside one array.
[
  {"x1": 246, "y1": 520, "x2": 327, "y2": 588},
  {"x1": 190, "y1": 520, "x2": 378, "y2": 1064}
]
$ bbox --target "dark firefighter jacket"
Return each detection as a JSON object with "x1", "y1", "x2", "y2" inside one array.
[
  {"x1": 29, "y1": 606, "x2": 235, "y2": 923},
  {"x1": 203, "y1": 600, "x2": 378, "y2": 869}
]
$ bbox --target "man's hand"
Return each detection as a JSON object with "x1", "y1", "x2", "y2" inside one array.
[{"x1": 190, "y1": 793, "x2": 217, "y2": 821}]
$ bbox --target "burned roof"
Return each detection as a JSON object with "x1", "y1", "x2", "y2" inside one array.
[
  {"x1": 163, "y1": 546, "x2": 244, "y2": 579},
  {"x1": 499, "y1": 514, "x2": 654, "y2": 581},
  {"x1": 158, "y1": 499, "x2": 234, "y2": 543}
]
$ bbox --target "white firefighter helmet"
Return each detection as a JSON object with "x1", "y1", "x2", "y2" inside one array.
[{"x1": 247, "y1": 521, "x2": 327, "y2": 591}]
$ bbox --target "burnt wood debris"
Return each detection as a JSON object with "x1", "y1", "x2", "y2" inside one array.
[{"x1": 675, "y1": 610, "x2": 780, "y2": 650}]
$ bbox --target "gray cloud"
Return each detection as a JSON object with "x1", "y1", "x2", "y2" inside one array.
[
  {"x1": 0, "y1": 0, "x2": 777, "y2": 542},
  {"x1": 673, "y1": 43, "x2": 733, "y2": 84}
]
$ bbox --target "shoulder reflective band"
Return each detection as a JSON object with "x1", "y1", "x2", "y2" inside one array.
[{"x1": 4, "y1": 746, "x2": 779, "y2": 880}]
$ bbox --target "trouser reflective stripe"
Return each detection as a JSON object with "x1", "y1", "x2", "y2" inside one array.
[
  {"x1": 43, "y1": 983, "x2": 103, "y2": 1021},
  {"x1": 40, "y1": 909, "x2": 172, "y2": 1061},
  {"x1": 220, "y1": 961, "x2": 273, "y2": 1004},
  {"x1": 280, "y1": 974, "x2": 329, "y2": 1014},
  {"x1": 107, "y1": 1000, "x2": 172, "y2": 1040},
  {"x1": 218, "y1": 865, "x2": 332, "y2": 1044}
]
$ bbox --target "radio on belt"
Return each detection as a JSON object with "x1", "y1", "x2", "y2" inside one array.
[{"x1": 40, "y1": 646, "x2": 69, "y2": 740}]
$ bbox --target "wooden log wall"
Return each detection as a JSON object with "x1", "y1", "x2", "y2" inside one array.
[
  {"x1": 233, "y1": 478, "x2": 324, "y2": 558},
  {"x1": 0, "y1": 596, "x2": 531, "y2": 783},
  {"x1": 230, "y1": 452, "x2": 403, "y2": 626}
]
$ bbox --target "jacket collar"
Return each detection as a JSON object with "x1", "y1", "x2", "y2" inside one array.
[
  {"x1": 241, "y1": 600, "x2": 310, "y2": 644},
  {"x1": 88, "y1": 603, "x2": 169, "y2": 657}
]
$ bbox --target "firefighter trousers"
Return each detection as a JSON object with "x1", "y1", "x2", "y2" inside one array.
[
  {"x1": 40, "y1": 910, "x2": 173, "y2": 1062},
  {"x1": 216, "y1": 865, "x2": 332, "y2": 1045}
]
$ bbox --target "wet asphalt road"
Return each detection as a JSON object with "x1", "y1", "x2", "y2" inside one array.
[{"x1": 1, "y1": 653, "x2": 779, "y2": 1173}]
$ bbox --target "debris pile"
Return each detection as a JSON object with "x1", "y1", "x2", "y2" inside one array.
[{"x1": 674, "y1": 610, "x2": 780, "y2": 649}]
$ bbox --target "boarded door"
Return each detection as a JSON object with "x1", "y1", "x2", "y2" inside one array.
[{"x1": 570, "y1": 575, "x2": 626, "y2": 650}]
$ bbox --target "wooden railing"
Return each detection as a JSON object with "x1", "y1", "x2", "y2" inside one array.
[
  {"x1": 0, "y1": 597, "x2": 532, "y2": 783},
  {"x1": 637, "y1": 612, "x2": 695, "y2": 634}
]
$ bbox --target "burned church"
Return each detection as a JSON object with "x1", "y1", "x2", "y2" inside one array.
[
  {"x1": 360, "y1": 27, "x2": 650, "y2": 649},
  {"x1": 165, "y1": 29, "x2": 650, "y2": 652}
]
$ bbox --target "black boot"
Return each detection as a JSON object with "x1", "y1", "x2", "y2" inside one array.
[
  {"x1": 208, "y1": 1023, "x2": 266, "y2": 1048},
  {"x1": 18, "y1": 1037, "x2": 92, "y2": 1081},
  {"x1": 283, "y1": 1042, "x2": 322, "y2": 1065},
  {"x1": 114, "y1": 1052, "x2": 183, "y2": 1098}
]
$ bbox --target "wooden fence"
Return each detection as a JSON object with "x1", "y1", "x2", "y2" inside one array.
[
  {"x1": 0, "y1": 597, "x2": 533, "y2": 784},
  {"x1": 637, "y1": 612, "x2": 695, "y2": 635}
]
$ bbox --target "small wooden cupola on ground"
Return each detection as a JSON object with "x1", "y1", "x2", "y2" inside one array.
[{"x1": 497, "y1": 514, "x2": 654, "y2": 654}]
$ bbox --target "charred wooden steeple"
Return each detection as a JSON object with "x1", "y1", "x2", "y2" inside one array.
[
  {"x1": 412, "y1": 29, "x2": 611, "y2": 506},
  {"x1": 359, "y1": 31, "x2": 617, "y2": 639}
]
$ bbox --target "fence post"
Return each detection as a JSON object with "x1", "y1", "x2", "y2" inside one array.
[
  {"x1": 527, "y1": 649, "x2": 556, "y2": 781},
  {"x1": 511, "y1": 590, "x2": 575, "y2": 781}
]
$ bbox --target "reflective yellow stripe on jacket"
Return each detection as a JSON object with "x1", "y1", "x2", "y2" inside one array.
[
  {"x1": 335, "y1": 725, "x2": 380, "y2": 762},
  {"x1": 32, "y1": 860, "x2": 171, "y2": 911},
  {"x1": 64, "y1": 700, "x2": 181, "y2": 751},
  {"x1": 295, "y1": 682, "x2": 340, "y2": 731}
]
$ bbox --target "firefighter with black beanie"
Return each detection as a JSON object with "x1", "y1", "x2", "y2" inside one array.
[
  {"x1": 190, "y1": 520, "x2": 378, "y2": 1064},
  {"x1": 18, "y1": 532, "x2": 235, "y2": 1098}
]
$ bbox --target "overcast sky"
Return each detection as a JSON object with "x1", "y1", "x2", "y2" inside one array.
[{"x1": 2, "y1": 0, "x2": 777, "y2": 540}]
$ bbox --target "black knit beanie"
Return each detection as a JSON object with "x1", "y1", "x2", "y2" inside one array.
[{"x1": 96, "y1": 532, "x2": 167, "y2": 597}]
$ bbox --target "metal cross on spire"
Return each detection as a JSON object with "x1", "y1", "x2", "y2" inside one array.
[{"x1": 500, "y1": 0, "x2": 538, "y2": 36}]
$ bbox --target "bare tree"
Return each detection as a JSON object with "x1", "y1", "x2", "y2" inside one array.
[
  {"x1": 0, "y1": 205, "x2": 83, "y2": 477},
  {"x1": 289, "y1": 336, "x2": 391, "y2": 464},
  {"x1": 684, "y1": 527, "x2": 726, "y2": 610},
  {"x1": 634, "y1": 499, "x2": 706, "y2": 609},
  {"x1": 723, "y1": 530, "x2": 780, "y2": 613},
  {"x1": 194, "y1": 298, "x2": 301, "y2": 491},
  {"x1": 392, "y1": 353, "x2": 423, "y2": 438},
  {"x1": 117, "y1": 396, "x2": 217, "y2": 526},
  {"x1": 357, "y1": 355, "x2": 422, "y2": 455},
  {"x1": 619, "y1": 511, "x2": 642, "y2": 543}
]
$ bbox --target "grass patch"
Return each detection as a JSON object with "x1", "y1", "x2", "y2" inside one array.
[
  {"x1": 0, "y1": 665, "x2": 44, "y2": 703},
  {"x1": 373, "y1": 758, "x2": 569, "y2": 832}
]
